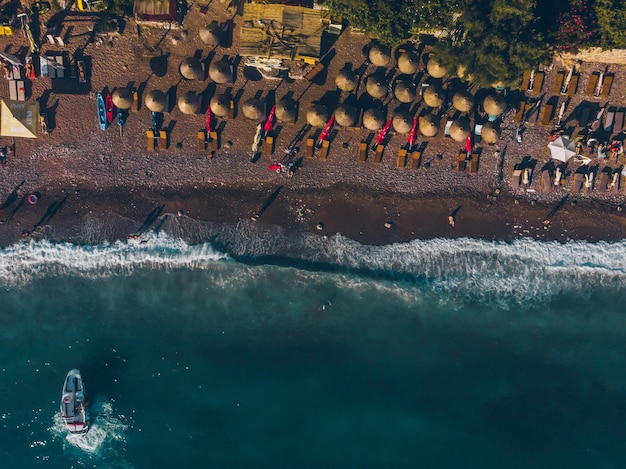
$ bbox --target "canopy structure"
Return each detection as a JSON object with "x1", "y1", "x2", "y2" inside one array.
[
  {"x1": 548, "y1": 136, "x2": 576, "y2": 162},
  {"x1": 200, "y1": 21, "x2": 222, "y2": 47},
  {"x1": 483, "y1": 93, "x2": 506, "y2": 116},
  {"x1": 481, "y1": 121, "x2": 500, "y2": 144},
  {"x1": 452, "y1": 90, "x2": 474, "y2": 113},
  {"x1": 209, "y1": 60, "x2": 232, "y2": 84},
  {"x1": 369, "y1": 43, "x2": 391, "y2": 67},
  {"x1": 276, "y1": 97, "x2": 297, "y2": 123},
  {"x1": 180, "y1": 57, "x2": 204, "y2": 80},
  {"x1": 426, "y1": 57, "x2": 447, "y2": 78},
  {"x1": 177, "y1": 91, "x2": 201, "y2": 114},
  {"x1": 450, "y1": 118, "x2": 471, "y2": 142},
  {"x1": 392, "y1": 111, "x2": 412, "y2": 134},
  {"x1": 144, "y1": 90, "x2": 166, "y2": 112},
  {"x1": 0, "y1": 99, "x2": 38, "y2": 138},
  {"x1": 243, "y1": 98, "x2": 265, "y2": 120},
  {"x1": 394, "y1": 78, "x2": 416, "y2": 103},
  {"x1": 335, "y1": 68, "x2": 357, "y2": 92},
  {"x1": 423, "y1": 85, "x2": 444, "y2": 108},
  {"x1": 334, "y1": 103, "x2": 357, "y2": 127},
  {"x1": 112, "y1": 88, "x2": 133, "y2": 110},
  {"x1": 397, "y1": 51, "x2": 419, "y2": 75},
  {"x1": 418, "y1": 114, "x2": 438, "y2": 137},
  {"x1": 306, "y1": 105, "x2": 329, "y2": 127},
  {"x1": 363, "y1": 107, "x2": 385, "y2": 131},
  {"x1": 210, "y1": 94, "x2": 230, "y2": 117},
  {"x1": 0, "y1": 51, "x2": 22, "y2": 67},
  {"x1": 366, "y1": 73, "x2": 387, "y2": 99}
]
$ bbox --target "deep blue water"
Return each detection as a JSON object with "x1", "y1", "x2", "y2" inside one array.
[{"x1": 1, "y1": 233, "x2": 626, "y2": 468}]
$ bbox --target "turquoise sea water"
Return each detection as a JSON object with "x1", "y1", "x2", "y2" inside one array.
[{"x1": 1, "y1": 230, "x2": 626, "y2": 468}]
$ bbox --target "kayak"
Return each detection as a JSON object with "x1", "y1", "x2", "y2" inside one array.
[
  {"x1": 97, "y1": 92, "x2": 107, "y2": 130},
  {"x1": 105, "y1": 92, "x2": 114, "y2": 124}
]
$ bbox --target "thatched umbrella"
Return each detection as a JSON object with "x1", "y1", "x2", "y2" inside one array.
[
  {"x1": 366, "y1": 73, "x2": 388, "y2": 99},
  {"x1": 180, "y1": 57, "x2": 204, "y2": 80},
  {"x1": 450, "y1": 118, "x2": 471, "y2": 142},
  {"x1": 483, "y1": 93, "x2": 506, "y2": 116},
  {"x1": 112, "y1": 88, "x2": 133, "y2": 110},
  {"x1": 397, "y1": 51, "x2": 419, "y2": 75},
  {"x1": 199, "y1": 21, "x2": 221, "y2": 47},
  {"x1": 452, "y1": 90, "x2": 474, "y2": 113},
  {"x1": 419, "y1": 114, "x2": 439, "y2": 137},
  {"x1": 306, "y1": 105, "x2": 329, "y2": 127},
  {"x1": 369, "y1": 43, "x2": 391, "y2": 67},
  {"x1": 209, "y1": 60, "x2": 231, "y2": 84},
  {"x1": 363, "y1": 107, "x2": 385, "y2": 131},
  {"x1": 335, "y1": 68, "x2": 357, "y2": 92},
  {"x1": 210, "y1": 93, "x2": 230, "y2": 117},
  {"x1": 177, "y1": 91, "x2": 201, "y2": 114},
  {"x1": 423, "y1": 85, "x2": 444, "y2": 108},
  {"x1": 276, "y1": 97, "x2": 297, "y2": 123},
  {"x1": 144, "y1": 89, "x2": 166, "y2": 112},
  {"x1": 334, "y1": 103, "x2": 357, "y2": 127},
  {"x1": 481, "y1": 121, "x2": 501, "y2": 144},
  {"x1": 426, "y1": 57, "x2": 447, "y2": 78},
  {"x1": 394, "y1": 78, "x2": 416, "y2": 103},
  {"x1": 242, "y1": 98, "x2": 265, "y2": 120},
  {"x1": 392, "y1": 111, "x2": 412, "y2": 134}
]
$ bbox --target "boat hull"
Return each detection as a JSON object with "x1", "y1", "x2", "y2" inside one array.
[
  {"x1": 60, "y1": 369, "x2": 90, "y2": 434},
  {"x1": 97, "y1": 93, "x2": 107, "y2": 131}
]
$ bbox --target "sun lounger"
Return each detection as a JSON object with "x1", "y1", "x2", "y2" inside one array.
[
  {"x1": 572, "y1": 172, "x2": 584, "y2": 193},
  {"x1": 522, "y1": 168, "x2": 533, "y2": 186},
  {"x1": 358, "y1": 141, "x2": 367, "y2": 162},
  {"x1": 8, "y1": 80, "x2": 17, "y2": 100},
  {"x1": 526, "y1": 102, "x2": 539, "y2": 124},
  {"x1": 540, "y1": 169, "x2": 551, "y2": 193},
  {"x1": 147, "y1": 130, "x2": 156, "y2": 151},
  {"x1": 320, "y1": 140, "x2": 330, "y2": 160},
  {"x1": 305, "y1": 62, "x2": 324, "y2": 82},
  {"x1": 228, "y1": 99, "x2": 235, "y2": 119},
  {"x1": 580, "y1": 107, "x2": 591, "y2": 127},
  {"x1": 209, "y1": 131, "x2": 218, "y2": 151},
  {"x1": 374, "y1": 144, "x2": 384, "y2": 163},
  {"x1": 614, "y1": 110, "x2": 624, "y2": 135},
  {"x1": 131, "y1": 91, "x2": 139, "y2": 112},
  {"x1": 604, "y1": 107, "x2": 616, "y2": 133},
  {"x1": 397, "y1": 148, "x2": 407, "y2": 169},
  {"x1": 552, "y1": 71, "x2": 565, "y2": 95},
  {"x1": 264, "y1": 135, "x2": 273, "y2": 156},
  {"x1": 539, "y1": 103, "x2": 553, "y2": 126},
  {"x1": 511, "y1": 169, "x2": 522, "y2": 189},
  {"x1": 457, "y1": 151, "x2": 467, "y2": 171},
  {"x1": 520, "y1": 71, "x2": 531, "y2": 91},
  {"x1": 513, "y1": 98, "x2": 526, "y2": 122},
  {"x1": 566, "y1": 74, "x2": 579, "y2": 97},
  {"x1": 197, "y1": 130, "x2": 206, "y2": 151},
  {"x1": 600, "y1": 74, "x2": 614, "y2": 98},
  {"x1": 474, "y1": 124, "x2": 483, "y2": 144},
  {"x1": 159, "y1": 130, "x2": 168, "y2": 149},
  {"x1": 410, "y1": 150, "x2": 422, "y2": 170},
  {"x1": 586, "y1": 72, "x2": 600, "y2": 96},
  {"x1": 305, "y1": 138, "x2": 314, "y2": 158},
  {"x1": 444, "y1": 120, "x2": 453, "y2": 137},
  {"x1": 531, "y1": 71, "x2": 544, "y2": 95},
  {"x1": 610, "y1": 171, "x2": 621, "y2": 193},
  {"x1": 55, "y1": 55, "x2": 64, "y2": 78},
  {"x1": 597, "y1": 169, "x2": 610, "y2": 192},
  {"x1": 469, "y1": 152, "x2": 479, "y2": 173}
]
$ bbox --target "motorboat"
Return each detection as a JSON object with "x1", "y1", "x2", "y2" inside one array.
[
  {"x1": 97, "y1": 92, "x2": 107, "y2": 131},
  {"x1": 60, "y1": 369, "x2": 90, "y2": 434}
]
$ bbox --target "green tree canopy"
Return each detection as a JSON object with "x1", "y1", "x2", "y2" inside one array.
[{"x1": 595, "y1": 0, "x2": 626, "y2": 49}]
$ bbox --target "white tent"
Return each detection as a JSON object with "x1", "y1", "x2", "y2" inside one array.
[{"x1": 548, "y1": 136, "x2": 576, "y2": 162}]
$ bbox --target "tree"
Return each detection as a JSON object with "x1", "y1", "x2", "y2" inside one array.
[
  {"x1": 595, "y1": 0, "x2": 626, "y2": 49},
  {"x1": 552, "y1": 0, "x2": 598, "y2": 53}
]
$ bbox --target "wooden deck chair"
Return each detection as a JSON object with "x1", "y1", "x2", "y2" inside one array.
[
  {"x1": 209, "y1": 131, "x2": 219, "y2": 151},
  {"x1": 520, "y1": 71, "x2": 531, "y2": 91},
  {"x1": 197, "y1": 131, "x2": 206, "y2": 151},
  {"x1": 457, "y1": 151, "x2": 467, "y2": 171},
  {"x1": 511, "y1": 169, "x2": 522, "y2": 189},
  {"x1": 540, "y1": 169, "x2": 551, "y2": 193},
  {"x1": 539, "y1": 103, "x2": 553, "y2": 126},
  {"x1": 526, "y1": 102, "x2": 540, "y2": 124},
  {"x1": 320, "y1": 140, "x2": 330, "y2": 160},
  {"x1": 374, "y1": 144, "x2": 384, "y2": 163},
  {"x1": 410, "y1": 150, "x2": 422, "y2": 170},
  {"x1": 228, "y1": 99, "x2": 235, "y2": 119},
  {"x1": 579, "y1": 107, "x2": 591, "y2": 127},
  {"x1": 600, "y1": 74, "x2": 614, "y2": 98},
  {"x1": 55, "y1": 55, "x2": 64, "y2": 78},
  {"x1": 131, "y1": 91, "x2": 139, "y2": 112},
  {"x1": 264, "y1": 135, "x2": 274, "y2": 156},
  {"x1": 566, "y1": 74, "x2": 579, "y2": 97},
  {"x1": 552, "y1": 71, "x2": 565, "y2": 95},
  {"x1": 16, "y1": 80, "x2": 25, "y2": 101},
  {"x1": 8, "y1": 80, "x2": 17, "y2": 100},
  {"x1": 469, "y1": 152, "x2": 479, "y2": 173},
  {"x1": 358, "y1": 141, "x2": 367, "y2": 162},
  {"x1": 597, "y1": 169, "x2": 610, "y2": 193},
  {"x1": 513, "y1": 98, "x2": 526, "y2": 122},
  {"x1": 531, "y1": 71, "x2": 544, "y2": 95},
  {"x1": 305, "y1": 138, "x2": 314, "y2": 158},
  {"x1": 147, "y1": 130, "x2": 156, "y2": 151},
  {"x1": 586, "y1": 72, "x2": 600, "y2": 96},
  {"x1": 396, "y1": 148, "x2": 407, "y2": 169},
  {"x1": 572, "y1": 173, "x2": 584, "y2": 193},
  {"x1": 305, "y1": 62, "x2": 325, "y2": 81},
  {"x1": 159, "y1": 130, "x2": 168, "y2": 149},
  {"x1": 614, "y1": 110, "x2": 624, "y2": 135},
  {"x1": 604, "y1": 108, "x2": 616, "y2": 133}
]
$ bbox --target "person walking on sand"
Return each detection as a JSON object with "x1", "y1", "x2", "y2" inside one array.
[{"x1": 448, "y1": 215, "x2": 455, "y2": 227}]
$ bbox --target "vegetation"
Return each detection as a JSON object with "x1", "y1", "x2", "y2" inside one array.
[{"x1": 594, "y1": 0, "x2": 626, "y2": 49}]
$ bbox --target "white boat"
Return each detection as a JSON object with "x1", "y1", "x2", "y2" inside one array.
[{"x1": 60, "y1": 369, "x2": 90, "y2": 434}]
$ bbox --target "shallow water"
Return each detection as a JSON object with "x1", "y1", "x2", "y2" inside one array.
[{"x1": 1, "y1": 233, "x2": 626, "y2": 468}]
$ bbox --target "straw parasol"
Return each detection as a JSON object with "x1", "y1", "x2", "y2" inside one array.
[
  {"x1": 334, "y1": 103, "x2": 358, "y2": 127},
  {"x1": 483, "y1": 93, "x2": 506, "y2": 116},
  {"x1": 112, "y1": 88, "x2": 133, "y2": 110},
  {"x1": 144, "y1": 89, "x2": 166, "y2": 112},
  {"x1": 208, "y1": 60, "x2": 231, "y2": 84},
  {"x1": 418, "y1": 114, "x2": 439, "y2": 137},
  {"x1": 306, "y1": 104, "x2": 329, "y2": 127},
  {"x1": 177, "y1": 91, "x2": 201, "y2": 114},
  {"x1": 452, "y1": 90, "x2": 474, "y2": 113},
  {"x1": 180, "y1": 57, "x2": 204, "y2": 80},
  {"x1": 449, "y1": 118, "x2": 471, "y2": 142},
  {"x1": 276, "y1": 97, "x2": 297, "y2": 123},
  {"x1": 426, "y1": 56, "x2": 447, "y2": 78},
  {"x1": 242, "y1": 98, "x2": 265, "y2": 120},
  {"x1": 394, "y1": 78, "x2": 416, "y2": 103},
  {"x1": 481, "y1": 121, "x2": 501, "y2": 144},
  {"x1": 392, "y1": 111, "x2": 412, "y2": 134},
  {"x1": 423, "y1": 85, "x2": 444, "y2": 108},
  {"x1": 363, "y1": 107, "x2": 385, "y2": 131},
  {"x1": 397, "y1": 51, "x2": 419, "y2": 75},
  {"x1": 335, "y1": 68, "x2": 357, "y2": 92},
  {"x1": 210, "y1": 93, "x2": 230, "y2": 117},
  {"x1": 199, "y1": 21, "x2": 221, "y2": 47},
  {"x1": 366, "y1": 73, "x2": 388, "y2": 99},
  {"x1": 369, "y1": 43, "x2": 391, "y2": 67}
]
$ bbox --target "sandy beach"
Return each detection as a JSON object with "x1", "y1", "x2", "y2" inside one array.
[{"x1": 1, "y1": 3, "x2": 625, "y2": 247}]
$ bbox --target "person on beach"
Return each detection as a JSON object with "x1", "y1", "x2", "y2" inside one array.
[{"x1": 448, "y1": 215, "x2": 455, "y2": 227}]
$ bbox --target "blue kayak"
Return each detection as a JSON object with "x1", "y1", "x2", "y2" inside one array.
[{"x1": 97, "y1": 92, "x2": 107, "y2": 130}]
